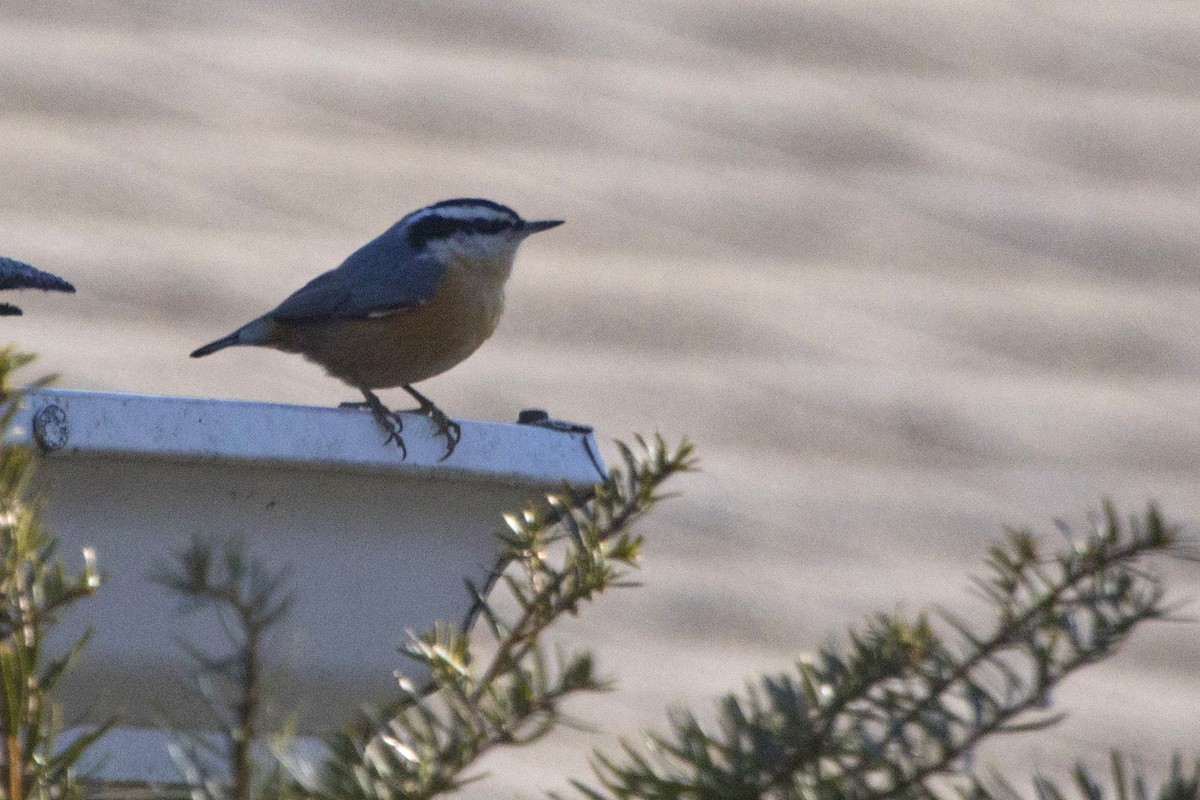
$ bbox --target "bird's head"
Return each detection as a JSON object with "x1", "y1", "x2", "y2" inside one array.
[{"x1": 400, "y1": 198, "x2": 563, "y2": 275}]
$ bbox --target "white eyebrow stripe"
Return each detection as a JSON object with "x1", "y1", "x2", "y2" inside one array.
[{"x1": 408, "y1": 205, "x2": 516, "y2": 223}]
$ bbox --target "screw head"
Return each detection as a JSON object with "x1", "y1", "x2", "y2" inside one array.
[{"x1": 32, "y1": 404, "x2": 68, "y2": 452}]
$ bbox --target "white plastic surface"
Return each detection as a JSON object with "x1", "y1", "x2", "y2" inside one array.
[
  {"x1": 4, "y1": 389, "x2": 604, "y2": 741},
  {"x1": 13, "y1": 388, "x2": 604, "y2": 485}
]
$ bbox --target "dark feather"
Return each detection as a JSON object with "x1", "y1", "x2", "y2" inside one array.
[{"x1": 0, "y1": 257, "x2": 75, "y2": 293}]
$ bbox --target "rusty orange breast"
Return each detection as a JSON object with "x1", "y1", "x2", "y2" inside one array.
[{"x1": 268, "y1": 258, "x2": 508, "y2": 389}]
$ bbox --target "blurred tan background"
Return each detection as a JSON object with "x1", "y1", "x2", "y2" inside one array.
[{"x1": 3, "y1": 1, "x2": 1200, "y2": 795}]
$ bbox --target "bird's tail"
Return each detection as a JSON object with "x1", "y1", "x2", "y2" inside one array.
[
  {"x1": 190, "y1": 333, "x2": 240, "y2": 358},
  {"x1": 190, "y1": 317, "x2": 273, "y2": 358}
]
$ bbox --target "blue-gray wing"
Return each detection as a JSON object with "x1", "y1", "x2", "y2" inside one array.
[
  {"x1": 268, "y1": 226, "x2": 445, "y2": 322},
  {"x1": 0, "y1": 257, "x2": 75, "y2": 293}
]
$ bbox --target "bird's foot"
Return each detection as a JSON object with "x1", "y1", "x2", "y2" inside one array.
[
  {"x1": 353, "y1": 392, "x2": 408, "y2": 459},
  {"x1": 399, "y1": 384, "x2": 461, "y2": 461},
  {"x1": 353, "y1": 388, "x2": 460, "y2": 460},
  {"x1": 420, "y1": 402, "x2": 461, "y2": 461}
]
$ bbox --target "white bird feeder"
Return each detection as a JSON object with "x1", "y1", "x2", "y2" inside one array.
[{"x1": 8, "y1": 388, "x2": 604, "y2": 783}]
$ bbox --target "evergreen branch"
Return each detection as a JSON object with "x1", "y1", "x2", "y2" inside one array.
[
  {"x1": 962, "y1": 752, "x2": 1200, "y2": 800},
  {"x1": 0, "y1": 347, "x2": 107, "y2": 800},
  {"x1": 152, "y1": 534, "x2": 295, "y2": 800},
  {"x1": 313, "y1": 435, "x2": 695, "y2": 800},
  {"x1": 567, "y1": 502, "x2": 1192, "y2": 800},
  {"x1": 848, "y1": 504, "x2": 1177, "y2": 800}
]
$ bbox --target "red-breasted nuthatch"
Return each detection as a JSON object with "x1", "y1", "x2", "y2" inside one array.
[{"x1": 190, "y1": 198, "x2": 563, "y2": 459}]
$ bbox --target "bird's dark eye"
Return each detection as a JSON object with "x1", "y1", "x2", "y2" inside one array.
[
  {"x1": 406, "y1": 215, "x2": 461, "y2": 249},
  {"x1": 473, "y1": 218, "x2": 511, "y2": 235},
  {"x1": 407, "y1": 212, "x2": 518, "y2": 250}
]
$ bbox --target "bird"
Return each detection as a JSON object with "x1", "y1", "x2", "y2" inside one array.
[
  {"x1": 190, "y1": 198, "x2": 563, "y2": 459},
  {"x1": 0, "y1": 256, "x2": 75, "y2": 316}
]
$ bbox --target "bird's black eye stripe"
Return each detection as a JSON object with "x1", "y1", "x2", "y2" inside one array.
[
  {"x1": 406, "y1": 215, "x2": 458, "y2": 249},
  {"x1": 475, "y1": 218, "x2": 510, "y2": 235},
  {"x1": 406, "y1": 214, "x2": 519, "y2": 249}
]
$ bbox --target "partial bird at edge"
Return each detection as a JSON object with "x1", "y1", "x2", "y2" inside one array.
[{"x1": 0, "y1": 256, "x2": 76, "y2": 316}]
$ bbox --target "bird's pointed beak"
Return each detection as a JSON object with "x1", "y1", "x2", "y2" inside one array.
[{"x1": 521, "y1": 219, "x2": 565, "y2": 235}]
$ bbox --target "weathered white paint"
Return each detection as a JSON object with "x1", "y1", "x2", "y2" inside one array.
[{"x1": 6, "y1": 389, "x2": 603, "y2": 766}]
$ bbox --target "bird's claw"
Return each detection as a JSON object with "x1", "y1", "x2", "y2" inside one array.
[
  {"x1": 352, "y1": 390, "x2": 461, "y2": 460},
  {"x1": 375, "y1": 410, "x2": 409, "y2": 459},
  {"x1": 356, "y1": 392, "x2": 409, "y2": 459},
  {"x1": 399, "y1": 384, "x2": 460, "y2": 461},
  {"x1": 425, "y1": 408, "x2": 461, "y2": 461},
  {"x1": 381, "y1": 420, "x2": 408, "y2": 457}
]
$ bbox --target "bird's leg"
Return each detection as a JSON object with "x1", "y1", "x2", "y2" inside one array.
[
  {"x1": 358, "y1": 388, "x2": 407, "y2": 459},
  {"x1": 400, "y1": 384, "x2": 461, "y2": 461}
]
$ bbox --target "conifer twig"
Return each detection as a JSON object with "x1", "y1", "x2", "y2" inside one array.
[
  {"x1": 152, "y1": 534, "x2": 294, "y2": 800},
  {"x1": 313, "y1": 435, "x2": 695, "y2": 800},
  {"x1": 0, "y1": 347, "x2": 108, "y2": 800},
  {"x1": 565, "y1": 502, "x2": 1192, "y2": 800}
]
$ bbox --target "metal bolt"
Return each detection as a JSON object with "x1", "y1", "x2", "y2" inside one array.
[{"x1": 32, "y1": 404, "x2": 68, "y2": 452}]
